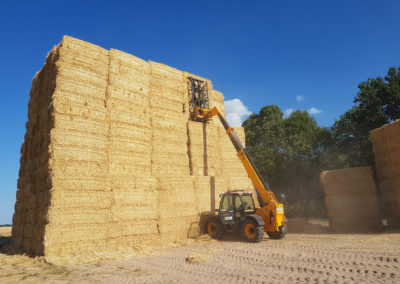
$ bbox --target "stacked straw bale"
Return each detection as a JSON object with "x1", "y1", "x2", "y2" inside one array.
[
  {"x1": 320, "y1": 167, "x2": 382, "y2": 233},
  {"x1": 370, "y1": 120, "x2": 400, "y2": 228},
  {"x1": 13, "y1": 35, "x2": 255, "y2": 263}
]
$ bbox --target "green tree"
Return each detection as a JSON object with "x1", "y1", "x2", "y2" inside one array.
[
  {"x1": 243, "y1": 107, "x2": 330, "y2": 217},
  {"x1": 331, "y1": 66, "x2": 400, "y2": 167},
  {"x1": 242, "y1": 105, "x2": 285, "y2": 186}
]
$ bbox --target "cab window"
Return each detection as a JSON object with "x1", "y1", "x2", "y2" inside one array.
[
  {"x1": 234, "y1": 196, "x2": 242, "y2": 210},
  {"x1": 241, "y1": 195, "x2": 255, "y2": 211},
  {"x1": 220, "y1": 195, "x2": 233, "y2": 211}
]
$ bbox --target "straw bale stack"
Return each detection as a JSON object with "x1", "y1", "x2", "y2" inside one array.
[
  {"x1": 370, "y1": 120, "x2": 400, "y2": 228},
  {"x1": 320, "y1": 167, "x2": 382, "y2": 233},
  {"x1": 13, "y1": 35, "x2": 256, "y2": 263}
]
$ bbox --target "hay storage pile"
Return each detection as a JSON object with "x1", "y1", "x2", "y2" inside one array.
[
  {"x1": 370, "y1": 120, "x2": 400, "y2": 228},
  {"x1": 320, "y1": 167, "x2": 382, "y2": 233},
  {"x1": 12, "y1": 36, "x2": 255, "y2": 263}
]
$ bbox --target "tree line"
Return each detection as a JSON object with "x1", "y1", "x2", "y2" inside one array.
[{"x1": 242, "y1": 66, "x2": 400, "y2": 217}]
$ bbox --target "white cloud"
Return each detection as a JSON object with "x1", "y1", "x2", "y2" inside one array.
[
  {"x1": 225, "y1": 98, "x2": 251, "y2": 126},
  {"x1": 308, "y1": 107, "x2": 322, "y2": 115},
  {"x1": 283, "y1": 108, "x2": 294, "y2": 117},
  {"x1": 296, "y1": 95, "x2": 304, "y2": 102}
]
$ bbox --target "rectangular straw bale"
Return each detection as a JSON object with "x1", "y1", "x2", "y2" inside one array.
[
  {"x1": 213, "y1": 176, "x2": 229, "y2": 203},
  {"x1": 53, "y1": 114, "x2": 109, "y2": 136},
  {"x1": 151, "y1": 114, "x2": 187, "y2": 130},
  {"x1": 51, "y1": 177, "x2": 110, "y2": 192},
  {"x1": 150, "y1": 95, "x2": 186, "y2": 112},
  {"x1": 209, "y1": 90, "x2": 225, "y2": 116},
  {"x1": 108, "y1": 234, "x2": 160, "y2": 249},
  {"x1": 47, "y1": 207, "x2": 108, "y2": 225},
  {"x1": 109, "y1": 162, "x2": 151, "y2": 178},
  {"x1": 108, "y1": 148, "x2": 151, "y2": 164},
  {"x1": 53, "y1": 87, "x2": 107, "y2": 109},
  {"x1": 193, "y1": 176, "x2": 215, "y2": 212},
  {"x1": 110, "y1": 121, "x2": 151, "y2": 139},
  {"x1": 109, "y1": 219, "x2": 159, "y2": 237},
  {"x1": 54, "y1": 75, "x2": 107, "y2": 102},
  {"x1": 48, "y1": 190, "x2": 112, "y2": 208},
  {"x1": 109, "y1": 109, "x2": 150, "y2": 126},
  {"x1": 157, "y1": 176, "x2": 197, "y2": 217},
  {"x1": 150, "y1": 61, "x2": 185, "y2": 87},
  {"x1": 320, "y1": 167, "x2": 382, "y2": 232},
  {"x1": 55, "y1": 68, "x2": 107, "y2": 100},
  {"x1": 45, "y1": 223, "x2": 108, "y2": 243},
  {"x1": 50, "y1": 129, "x2": 108, "y2": 150},
  {"x1": 158, "y1": 216, "x2": 199, "y2": 243},
  {"x1": 51, "y1": 145, "x2": 107, "y2": 162},
  {"x1": 112, "y1": 181, "x2": 157, "y2": 202},
  {"x1": 227, "y1": 177, "x2": 254, "y2": 191},
  {"x1": 110, "y1": 204, "x2": 158, "y2": 221},
  {"x1": 55, "y1": 79, "x2": 107, "y2": 101},
  {"x1": 52, "y1": 97, "x2": 107, "y2": 121},
  {"x1": 49, "y1": 160, "x2": 107, "y2": 179},
  {"x1": 44, "y1": 239, "x2": 107, "y2": 258},
  {"x1": 58, "y1": 35, "x2": 109, "y2": 65}
]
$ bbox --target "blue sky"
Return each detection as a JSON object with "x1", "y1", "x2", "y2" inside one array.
[{"x1": 1, "y1": 0, "x2": 399, "y2": 224}]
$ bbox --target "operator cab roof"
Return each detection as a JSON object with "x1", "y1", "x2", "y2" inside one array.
[{"x1": 220, "y1": 190, "x2": 253, "y2": 197}]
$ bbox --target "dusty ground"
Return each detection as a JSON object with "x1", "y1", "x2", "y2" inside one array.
[{"x1": 1, "y1": 225, "x2": 399, "y2": 284}]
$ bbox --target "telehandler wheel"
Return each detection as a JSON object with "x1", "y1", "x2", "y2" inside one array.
[
  {"x1": 267, "y1": 224, "x2": 287, "y2": 239},
  {"x1": 206, "y1": 218, "x2": 224, "y2": 239},
  {"x1": 242, "y1": 219, "x2": 264, "y2": 243}
]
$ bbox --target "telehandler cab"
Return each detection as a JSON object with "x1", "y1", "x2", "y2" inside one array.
[
  {"x1": 189, "y1": 77, "x2": 287, "y2": 242},
  {"x1": 207, "y1": 191, "x2": 266, "y2": 242}
]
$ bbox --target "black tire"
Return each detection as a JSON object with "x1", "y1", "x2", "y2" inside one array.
[
  {"x1": 206, "y1": 218, "x2": 224, "y2": 239},
  {"x1": 242, "y1": 219, "x2": 264, "y2": 243},
  {"x1": 267, "y1": 224, "x2": 287, "y2": 239}
]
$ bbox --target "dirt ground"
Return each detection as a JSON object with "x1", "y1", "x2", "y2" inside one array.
[{"x1": 1, "y1": 225, "x2": 399, "y2": 284}]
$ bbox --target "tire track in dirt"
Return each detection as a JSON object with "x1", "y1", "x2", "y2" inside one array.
[{"x1": 97, "y1": 234, "x2": 399, "y2": 284}]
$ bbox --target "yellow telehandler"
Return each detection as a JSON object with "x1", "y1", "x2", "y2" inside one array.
[{"x1": 189, "y1": 77, "x2": 287, "y2": 242}]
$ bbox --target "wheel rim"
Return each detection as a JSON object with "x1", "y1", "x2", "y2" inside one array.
[
  {"x1": 245, "y1": 223, "x2": 256, "y2": 239},
  {"x1": 207, "y1": 222, "x2": 217, "y2": 236}
]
